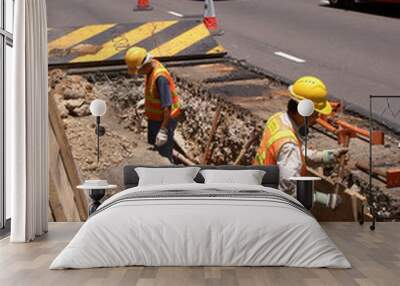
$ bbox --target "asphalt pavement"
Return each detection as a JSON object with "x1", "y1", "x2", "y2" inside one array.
[{"x1": 46, "y1": 0, "x2": 400, "y2": 131}]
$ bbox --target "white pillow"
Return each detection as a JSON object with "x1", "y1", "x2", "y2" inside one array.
[
  {"x1": 200, "y1": 169, "x2": 266, "y2": 185},
  {"x1": 135, "y1": 167, "x2": 201, "y2": 186}
]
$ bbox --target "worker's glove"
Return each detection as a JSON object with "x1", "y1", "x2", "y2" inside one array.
[
  {"x1": 155, "y1": 128, "x2": 168, "y2": 147},
  {"x1": 323, "y1": 148, "x2": 349, "y2": 164}
]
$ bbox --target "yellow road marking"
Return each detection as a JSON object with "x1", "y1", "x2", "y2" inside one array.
[
  {"x1": 207, "y1": 44, "x2": 225, "y2": 54},
  {"x1": 150, "y1": 24, "x2": 211, "y2": 57},
  {"x1": 70, "y1": 21, "x2": 178, "y2": 63},
  {"x1": 48, "y1": 24, "x2": 115, "y2": 52}
]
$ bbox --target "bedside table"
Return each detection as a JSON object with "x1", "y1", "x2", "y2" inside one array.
[
  {"x1": 289, "y1": 176, "x2": 321, "y2": 210},
  {"x1": 77, "y1": 183, "x2": 117, "y2": 215}
]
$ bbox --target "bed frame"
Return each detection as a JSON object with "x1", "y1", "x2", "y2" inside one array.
[{"x1": 123, "y1": 165, "x2": 280, "y2": 189}]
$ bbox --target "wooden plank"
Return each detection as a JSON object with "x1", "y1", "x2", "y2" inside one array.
[
  {"x1": 48, "y1": 94, "x2": 88, "y2": 220},
  {"x1": 48, "y1": 173, "x2": 67, "y2": 222},
  {"x1": 48, "y1": 206, "x2": 55, "y2": 222},
  {"x1": 49, "y1": 126, "x2": 67, "y2": 221},
  {"x1": 49, "y1": 127, "x2": 80, "y2": 221},
  {"x1": 308, "y1": 168, "x2": 355, "y2": 222},
  {"x1": 201, "y1": 107, "x2": 221, "y2": 164}
]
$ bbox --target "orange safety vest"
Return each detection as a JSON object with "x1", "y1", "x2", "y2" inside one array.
[
  {"x1": 254, "y1": 112, "x2": 307, "y2": 176},
  {"x1": 144, "y1": 60, "x2": 181, "y2": 121}
]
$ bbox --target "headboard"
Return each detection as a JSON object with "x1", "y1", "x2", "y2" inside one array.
[{"x1": 123, "y1": 165, "x2": 280, "y2": 189}]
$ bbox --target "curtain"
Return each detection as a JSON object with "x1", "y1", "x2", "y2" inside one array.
[{"x1": 8, "y1": 0, "x2": 49, "y2": 242}]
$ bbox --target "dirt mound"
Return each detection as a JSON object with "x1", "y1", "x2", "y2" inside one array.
[{"x1": 48, "y1": 69, "x2": 168, "y2": 184}]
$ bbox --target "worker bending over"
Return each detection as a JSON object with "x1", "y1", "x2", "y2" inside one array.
[
  {"x1": 125, "y1": 47, "x2": 181, "y2": 162},
  {"x1": 255, "y1": 76, "x2": 347, "y2": 209}
]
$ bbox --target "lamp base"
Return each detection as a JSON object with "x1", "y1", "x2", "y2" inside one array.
[
  {"x1": 296, "y1": 180, "x2": 314, "y2": 210},
  {"x1": 290, "y1": 177, "x2": 321, "y2": 210},
  {"x1": 88, "y1": 189, "x2": 106, "y2": 215}
]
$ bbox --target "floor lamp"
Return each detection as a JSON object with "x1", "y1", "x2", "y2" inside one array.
[
  {"x1": 89, "y1": 100, "x2": 107, "y2": 164},
  {"x1": 291, "y1": 99, "x2": 319, "y2": 210}
]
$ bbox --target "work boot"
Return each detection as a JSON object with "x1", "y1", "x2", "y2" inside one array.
[{"x1": 327, "y1": 193, "x2": 342, "y2": 210}]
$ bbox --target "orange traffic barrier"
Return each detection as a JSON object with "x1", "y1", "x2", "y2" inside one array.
[
  {"x1": 204, "y1": 0, "x2": 218, "y2": 31},
  {"x1": 316, "y1": 118, "x2": 337, "y2": 133},
  {"x1": 317, "y1": 117, "x2": 385, "y2": 146},
  {"x1": 387, "y1": 169, "x2": 400, "y2": 188},
  {"x1": 335, "y1": 119, "x2": 384, "y2": 145},
  {"x1": 134, "y1": 0, "x2": 153, "y2": 11},
  {"x1": 356, "y1": 162, "x2": 400, "y2": 188}
]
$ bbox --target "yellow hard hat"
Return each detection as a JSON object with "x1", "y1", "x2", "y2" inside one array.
[
  {"x1": 288, "y1": 76, "x2": 332, "y2": 115},
  {"x1": 124, "y1": 47, "x2": 150, "y2": 74}
]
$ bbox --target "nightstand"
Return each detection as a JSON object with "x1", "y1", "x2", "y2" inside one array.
[
  {"x1": 77, "y1": 182, "x2": 117, "y2": 215},
  {"x1": 289, "y1": 176, "x2": 321, "y2": 210}
]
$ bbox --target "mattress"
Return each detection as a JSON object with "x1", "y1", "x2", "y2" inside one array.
[{"x1": 50, "y1": 183, "x2": 351, "y2": 269}]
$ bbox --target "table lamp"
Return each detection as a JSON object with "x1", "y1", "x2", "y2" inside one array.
[{"x1": 90, "y1": 99, "x2": 107, "y2": 163}]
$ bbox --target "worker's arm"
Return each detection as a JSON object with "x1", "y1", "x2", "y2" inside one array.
[
  {"x1": 156, "y1": 76, "x2": 173, "y2": 130},
  {"x1": 303, "y1": 148, "x2": 324, "y2": 166},
  {"x1": 279, "y1": 144, "x2": 343, "y2": 209},
  {"x1": 277, "y1": 143, "x2": 303, "y2": 196},
  {"x1": 161, "y1": 107, "x2": 171, "y2": 130},
  {"x1": 302, "y1": 147, "x2": 348, "y2": 166}
]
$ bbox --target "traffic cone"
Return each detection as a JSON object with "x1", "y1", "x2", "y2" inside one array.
[
  {"x1": 203, "y1": 0, "x2": 220, "y2": 33},
  {"x1": 134, "y1": 0, "x2": 153, "y2": 11}
]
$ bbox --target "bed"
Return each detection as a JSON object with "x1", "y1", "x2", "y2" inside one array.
[{"x1": 50, "y1": 165, "x2": 351, "y2": 269}]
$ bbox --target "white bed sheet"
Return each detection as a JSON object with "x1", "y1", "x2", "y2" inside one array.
[{"x1": 50, "y1": 183, "x2": 351, "y2": 269}]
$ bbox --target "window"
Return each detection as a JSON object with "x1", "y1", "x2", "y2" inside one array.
[
  {"x1": 1, "y1": 0, "x2": 14, "y2": 233},
  {"x1": 5, "y1": 0, "x2": 13, "y2": 33}
]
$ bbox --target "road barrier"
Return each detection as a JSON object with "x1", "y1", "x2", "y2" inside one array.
[
  {"x1": 48, "y1": 20, "x2": 226, "y2": 67},
  {"x1": 204, "y1": 0, "x2": 219, "y2": 32},
  {"x1": 134, "y1": 0, "x2": 153, "y2": 11}
]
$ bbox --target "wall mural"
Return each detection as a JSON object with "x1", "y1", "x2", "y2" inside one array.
[{"x1": 49, "y1": 27, "x2": 400, "y2": 221}]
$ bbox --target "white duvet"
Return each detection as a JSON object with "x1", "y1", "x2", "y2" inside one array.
[{"x1": 50, "y1": 183, "x2": 351, "y2": 269}]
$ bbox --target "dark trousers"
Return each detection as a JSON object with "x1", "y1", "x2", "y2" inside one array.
[{"x1": 148, "y1": 119, "x2": 177, "y2": 162}]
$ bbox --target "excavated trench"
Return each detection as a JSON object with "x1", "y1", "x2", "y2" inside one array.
[
  {"x1": 49, "y1": 58, "x2": 400, "y2": 220},
  {"x1": 88, "y1": 70, "x2": 262, "y2": 166}
]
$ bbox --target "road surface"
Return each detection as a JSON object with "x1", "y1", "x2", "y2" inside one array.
[{"x1": 47, "y1": 0, "x2": 400, "y2": 131}]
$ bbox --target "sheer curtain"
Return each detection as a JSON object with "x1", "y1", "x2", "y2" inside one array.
[{"x1": 8, "y1": 0, "x2": 48, "y2": 242}]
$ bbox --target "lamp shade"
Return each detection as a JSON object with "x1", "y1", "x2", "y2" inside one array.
[
  {"x1": 297, "y1": 99, "x2": 315, "y2": 117},
  {"x1": 90, "y1": 99, "x2": 107, "y2": 117}
]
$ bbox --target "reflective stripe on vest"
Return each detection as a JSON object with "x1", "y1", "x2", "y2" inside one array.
[
  {"x1": 144, "y1": 60, "x2": 181, "y2": 121},
  {"x1": 254, "y1": 112, "x2": 306, "y2": 175},
  {"x1": 265, "y1": 130, "x2": 298, "y2": 150}
]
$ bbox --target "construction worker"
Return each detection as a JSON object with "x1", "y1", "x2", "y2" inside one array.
[
  {"x1": 125, "y1": 47, "x2": 181, "y2": 162},
  {"x1": 254, "y1": 76, "x2": 348, "y2": 209}
]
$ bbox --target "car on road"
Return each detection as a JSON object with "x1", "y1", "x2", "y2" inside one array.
[{"x1": 329, "y1": 0, "x2": 400, "y2": 7}]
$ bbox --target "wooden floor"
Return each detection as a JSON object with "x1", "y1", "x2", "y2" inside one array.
[{"x1": 0, "y1": 222, "x2": 399, "y2": 286}]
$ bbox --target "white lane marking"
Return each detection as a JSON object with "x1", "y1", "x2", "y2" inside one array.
[
  {"x1": 274, "y1": 51, "x2": 306, "y2": 63},
  {"x1": 167, "y1": 11, "x2": 183, "y2": 18}
]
